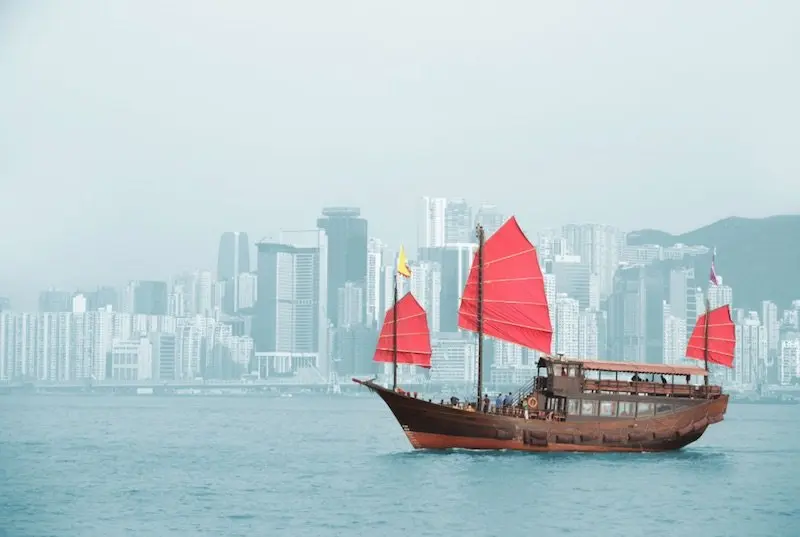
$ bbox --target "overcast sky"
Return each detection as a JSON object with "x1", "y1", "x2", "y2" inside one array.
[{"x1": 1, "y1": 1, "x2": 798, "y2": 308}]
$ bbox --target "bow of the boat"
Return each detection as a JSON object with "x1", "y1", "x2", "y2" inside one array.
[{"x1": 351, "y1": 376, "x2": 381, "y2": 392}]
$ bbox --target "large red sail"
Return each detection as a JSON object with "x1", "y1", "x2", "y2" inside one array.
[
  {"x1": 685, "y1": 305, "x2": 736, "y2": 368},
  {"x1": 457, "y1": 216, "x2": 553, "y2": 354},
  {"x1": 373, "y1": 292, "x2": 432, "y2": 368}
]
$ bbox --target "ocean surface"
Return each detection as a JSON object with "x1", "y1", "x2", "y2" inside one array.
[{"x1": 1, "y1": 394, "x2": 799, "y2": 537}]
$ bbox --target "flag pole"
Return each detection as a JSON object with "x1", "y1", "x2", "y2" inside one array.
[
  {"x1": 392, "y1": 269, "x2": 398, "y2": 391},
  {"x1": 703, "y1": 297, "x2": 710, "y2": 393}
]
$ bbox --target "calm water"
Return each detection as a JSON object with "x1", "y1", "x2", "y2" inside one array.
[{"x1": 1, "y1": 394, "x2": 799, "y2": 537}]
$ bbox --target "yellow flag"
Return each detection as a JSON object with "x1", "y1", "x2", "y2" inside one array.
[{"x1": 397, "y1": 245, "x2": 412, "y2": 278}]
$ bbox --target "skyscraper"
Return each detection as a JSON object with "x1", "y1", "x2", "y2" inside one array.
[
  {"x1": 420, "y1": 197, "x2": 447, "y2": 248},
  {"x1": 366, "y1": 238, "x2": 384, "y2": 327},
  {"x1": 444, "y1": 198, "x2": 472, "y2": 244},
  {"x1": 254, "y1": 234, "x2": 328, "y2": 379},
  {"x1": 418, "y1": 243, "x2": 477, "y2": 333},
  {"x1": 126, "y1": 281, "x2": 168, "y2": 316},
  {"x1": 316, "y1": 207, "x2": 367, "y2": 327},
  {"x1": 608, "y1": 265, "x2": 647, "y2": 363},
  {"x1": 217, "y1": 232, "x2": 250, "y2": 314}
]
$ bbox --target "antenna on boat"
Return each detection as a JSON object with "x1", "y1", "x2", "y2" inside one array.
[
  {"x1": 475, "y1": 223, "x2": 485, "y2": 407},
  {"x1": 392, "y1": 269, "x2": 399, "y2": 390}
]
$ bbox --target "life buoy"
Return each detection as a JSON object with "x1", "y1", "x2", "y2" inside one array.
[
  {"x1": 527, "y1": 396, "x2": 538, "y2": 410},
  {"x1": 545, "y1": 411, "x2": 553, "y2": 422}
]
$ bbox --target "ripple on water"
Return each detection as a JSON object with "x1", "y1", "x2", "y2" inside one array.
[{"x1": 1, "y1": 396, "x2": 798, "y2": 537}]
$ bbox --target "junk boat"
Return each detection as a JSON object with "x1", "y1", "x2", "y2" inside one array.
[{"x1": 354, "y1": 217, "x2": 736, "y2": 452}]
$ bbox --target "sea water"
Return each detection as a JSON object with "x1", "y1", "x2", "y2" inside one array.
[{"x1": 1, "y1": 395, "x2": 798, "y2": 536}]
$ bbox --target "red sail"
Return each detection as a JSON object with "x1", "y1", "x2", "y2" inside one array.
[
  {"x1": 457, "y1": 216, "x2": 553, "y2": 354},
  {"x1": 373, "y1": 292, "x2": 432, "y2": 368},
  {"x1": 685, "y1": 305, "x2": 736, "y2": 368}
]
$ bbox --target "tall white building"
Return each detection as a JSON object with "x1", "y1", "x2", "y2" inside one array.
[
  {"x1": 578, "y1": 309, "x2": 601, "y2": 360},
  {"x1": 409, "y1": 260, "x2": 442, "y2": 334},
  {"x1": 420, "y1": 196, "x2": 447, "y2": 248},
  {"x1": 238, "y1": 272, "x2": 258, "y2": 310},
  {"x1": 560, "y1": 223, "x2": 624, "y2": 300},
  {"x1": 419, "y1": 196, "x2": 474, "y2": 249},
  {"x1": 555, "y1": 294, "x2": 579, "y2": 357},
  {"x1": 254, "y1": 232, "x2": 329, "y2": 381},
  {"x1": 761, "y1": 300, "x2": 780, "y2": 355},
  {"x1": 708, "y1": 277, "x2": 733, "y2": 310},
  {"x1": 543, "y1": 273, "x2": 556, "y2": 346},
  {"x1": 366, "y1": 238, "x2": 384, "y2": 326},
  {"x1": 337, "y1": 282, "x2": 364, "y2": 328},
  {"x1": 735, "y1": 311, "x2": 767, "y2": 387},
  {"x1": 663, "y1": 302, "x2": 688, "y2": 366}
]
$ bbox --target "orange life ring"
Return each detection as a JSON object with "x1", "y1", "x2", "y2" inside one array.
[
  {"x1": 527, "y1": 396, "x2": 538, "y2": 410},
  {"x1": 545, "y1": 411, "x2": 553, "y2": 422}
]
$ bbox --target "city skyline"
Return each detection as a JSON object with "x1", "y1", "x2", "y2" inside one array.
[
  {"x1": 2, "y1": 207, "x2": 794, "y2": 311},
  {"x1": 2, "y1": 196, "x2": 799, "y2": 390}
]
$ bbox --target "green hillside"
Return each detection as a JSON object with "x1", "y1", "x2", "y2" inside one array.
[{"x1": 627, "y1": 215, "x2": 800, "y2": 311}]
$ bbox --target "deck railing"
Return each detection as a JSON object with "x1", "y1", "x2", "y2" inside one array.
[{"x1": 583, "y1": 379, "x2": 722, "y2": 398}]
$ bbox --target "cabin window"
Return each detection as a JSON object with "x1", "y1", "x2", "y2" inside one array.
[
  {"x1": 636, "y1": 402, "x2": 653, "y2": 417},
  {"x1": 581, "y1": 400, "x2": 598, "y2": 416},
  {"x1": 599, "y1": 401, "x2": 616, "y2": 417},
  {"x1": 568, "y1": 399, "x2": 580, "y2": 415},
  {"x1": 568, "y1": 366, "x2": 578, "y2": 377},
  {"x1": 618, "y1": 402, "x2": 635, "y2": 417},
  {"x1": 655, "y1": 403, "x2": 673, "y2": 415}
]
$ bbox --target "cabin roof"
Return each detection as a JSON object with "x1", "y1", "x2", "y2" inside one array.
[{"x1": 538, "y1": 356, "x2": 708, "y2": 377}]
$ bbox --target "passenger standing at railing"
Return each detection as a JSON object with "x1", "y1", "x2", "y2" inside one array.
[
  {"x1": 522, "y1": 398, "x2": 529, "y2": 419},
  {"x1": 502, "y1": 392, "x2": 512, "y2": 413},
  {"x1": 495, "y1": 393, "x2": 504, "y2": 412}
]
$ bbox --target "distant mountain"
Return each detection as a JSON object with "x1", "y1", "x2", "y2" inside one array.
[{"x1": 627, "y1": 215, "x2": 800, "y2": 311}]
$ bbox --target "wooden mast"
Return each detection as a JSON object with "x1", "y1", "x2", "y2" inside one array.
[
  {"x1": 475, "y1": 223, "x2": 485, "y2": 407},
  {"x1": 392, "y1": 271, "x2": 399, "y2": 390},
  {"x1": 703, "y1": 296, "x2": 710, "y2": 391}
]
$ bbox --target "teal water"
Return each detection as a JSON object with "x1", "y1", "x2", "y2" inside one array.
[{"x1": 1, "y1": 395, "x2": 799, "y2": 537}]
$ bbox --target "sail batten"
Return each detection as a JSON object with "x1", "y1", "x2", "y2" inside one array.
[
  {"x1": 685, "y1": 305, "x2": 736, "y2": 368},
  {"x1": 457, "y1": 216, "x2": 553, "y2": 354},
  {"x1": 374, "y1": 293, "x2": 432, "y2": 368}
]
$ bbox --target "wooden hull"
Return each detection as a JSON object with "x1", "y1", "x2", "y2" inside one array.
[{"x1": 354, "y1": 379, "x2": 728, "y2": 453}]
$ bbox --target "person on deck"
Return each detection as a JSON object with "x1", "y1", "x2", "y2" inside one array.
[
  {"x1": 522, "y1": 398, "x2": 529, "y2": 419},
  {"x1": 482, "y1": 394, "x2": 490, "y2": 413},
  {"x1": 495, "y1": 393, "x2": 504, "y2": 412},
  {"x1": 503, "y1": 392, "x2": 512, "y2": 413}
]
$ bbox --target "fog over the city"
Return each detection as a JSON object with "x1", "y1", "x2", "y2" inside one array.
[{"x1": 1, "y1": 1, "x2": 798, "y2": 308}]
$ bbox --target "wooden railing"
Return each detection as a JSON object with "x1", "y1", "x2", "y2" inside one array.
[{"x1": 583, "y1": 379, "x2": 722, "y2": 398}]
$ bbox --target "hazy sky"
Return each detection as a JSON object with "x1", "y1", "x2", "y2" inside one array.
[{"x1": 1, "y1": 1, "x2": 798, "y2": 308}]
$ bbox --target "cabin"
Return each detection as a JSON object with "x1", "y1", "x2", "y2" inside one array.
[{"x1": 521, "y1": 355, "x2": 722, "y2": 422}]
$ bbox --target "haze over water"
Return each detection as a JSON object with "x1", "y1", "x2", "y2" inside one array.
[{"x1": 1, "y1": 395, "x2": 798, "y2": 537}]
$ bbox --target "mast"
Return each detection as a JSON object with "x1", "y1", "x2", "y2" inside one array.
[
  {"x1": 392, "y1": 271, "x2": 399, "y2": 390},
  {"x1": 703, "y1": 297, "x2": 710, "y2": 390},
  {"x1": 475, "y1": 223, "x2": 485, "y2": 406}
]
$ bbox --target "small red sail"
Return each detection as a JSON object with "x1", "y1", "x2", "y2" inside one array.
[
  {"x1": 685, "y1": 305, "x2": 736, "y2": 368},
  {"x1": 373, "y1": 292, "x2": 432, "y2": 368},
  {"x1": 457, "y1": 216, "x2": 553, "y2": 354}
]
